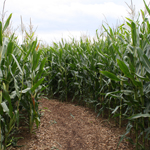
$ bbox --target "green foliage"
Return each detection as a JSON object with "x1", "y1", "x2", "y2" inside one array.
[
  {"x1": 2, "y1": 13, "x2": 12, "y2": 34},
  {"x1": 43, "y1": 1, "x2": 150, "y2": 149},
  {"x1": 0, "y1": 14, "x2": 46, "y2": 150},
  {"x1": 1, "y1": 0, "x2": 150, "y2": 150}
]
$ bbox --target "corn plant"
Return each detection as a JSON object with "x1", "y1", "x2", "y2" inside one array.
[
  {"x1": 0, "y1": 12, "x2": 46, "y2": 149},
  {"x1": 0, "y1": 13, "x2": 17, "y2": 150},
  {"x1": 100, "y1": 1, "x2": 150, "y2": 149}
]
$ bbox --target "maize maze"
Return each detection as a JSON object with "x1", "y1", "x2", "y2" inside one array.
[{"x1": 0, "y1": 0, "x2": 150, "y2": 149}]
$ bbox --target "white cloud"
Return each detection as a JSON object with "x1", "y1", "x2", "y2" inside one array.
[
  {"x1": 4, "y1": 0, "x2": 127, "y2": 21},
  {"x1": 73, "y1": 2, "x2": 127, "y2": 19},
  {"x1": 0, "y1": 0, "x2": 146, "y2": 44}
]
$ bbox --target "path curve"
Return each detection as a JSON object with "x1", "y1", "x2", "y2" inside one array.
[{"x1": 12, "y1": 98, "x2": 134, "y2": 150}]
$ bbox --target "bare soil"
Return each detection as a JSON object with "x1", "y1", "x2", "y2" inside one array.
[{"x1": 10, "y1": 98, "x2": 134, "y2": 150}]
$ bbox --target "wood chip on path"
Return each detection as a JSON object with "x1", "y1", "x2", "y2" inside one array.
[{"x1": 10, "y1": 98, "x2": 134, "y2": 150}]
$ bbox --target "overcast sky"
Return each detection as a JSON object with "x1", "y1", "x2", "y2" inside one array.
[{"x1": 0, "y1": 0, "x2": 149, "y2": 44}]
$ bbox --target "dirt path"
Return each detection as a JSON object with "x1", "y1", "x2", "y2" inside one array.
[{"x1": 12, "y1": 98, "x2": 134, "y2": 150}]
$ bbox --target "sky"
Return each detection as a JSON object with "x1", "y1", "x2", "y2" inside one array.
[{"x1": 0, "y1": 0, "x2": 149, "y2": 45}]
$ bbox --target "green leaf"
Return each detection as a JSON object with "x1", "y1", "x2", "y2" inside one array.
[
  {"x1": 103, "y1": 25, "x2": 111, "y2": 37},
  {"x1": 10, "y1": 91, "x2": 16, "y2": 99},
  {"x1": 125, "y1": 17, "x2": 133, "y2": 22},
  {"x1": 6, "y1": 41, "x2": 14, "y2": 66},
  {"x1": 14, "y1": 80, "x2": 19, "y2": 98},
  {"x1": 105, "y1": 90, "x2": 121, "y2": 98},
  {"x1": 109, "y1": 26, "x2": 115, "y2": 41},
  {"x1": 1, "y1": 102, "x2": 9, "y2": 114},
  {"x1": 128, "y1": 113, "x2": 150, "y2": 120},
  {"x1": 2, "y1": 13, "x2": 12, "y2": 33},
  {"x1": 11, "y1": 54, "x2": 21, "y2": 75},
  {"x1": 112, "y1": 106, "x2": 120, "y2": 114},
  {"x1": 97, "y1": 63, "x2": 105, "y2": 66},
  {"x1": 2, "y1": 89, "x2": 13, "y2": 117},
  {"x1": 39, "y1": 58, "x2": 47, "y2": 72},
  {"x1": 126, "y1": 21, "x2": 131, "y2": 28},
  {"x1": 0, "y1": 91, "x2": 2, "y2": 104},
  {"x1": 9, "y1": 65, "x2": 20, "y2": 97},
  {"x1": 117, "y1": 59, "x2": 133, "y2": 78},
  {"x1": 131, "y1": 21, "x2": 137, "y2": 46},
  {"x1": 6, "y1": 41, "x2": 13, "y2": 56},
  {"x1": 135, "y1": 73, "x2": 149, "y2": 81},
  {"x1": 129, "y1": 61, "x2": 135, "y2": 73},
  {"x1": 0, "y1": 22, "x2": 2, "y2": 46},
  {"x1": 132, "y1": 80, "x2": 142, "y2": 87},
  {"x1": 143, "y1": 0, "x2": 150, "y2": 16},
  {"x1": 21, "y1": 88, "x2": 31, "y2": 93},
  {"x1": 140, "y1": 9, "x2": 145, "y2": 20},
  {"x1": 12, "y1": 54, "x2": 23, "y2": 75},
  {"x1": 117, "y1": 35, "x2": 125, "y2": 44},
  {"x1": 101, "y1": 71, "x2": 121, "y2": 81},
  {"x1": 137, "y1": 48, "x2": 150, "y2": 74},
  {"x1": 34, "y1": 58, "x2": 46, "y2": 82},
  {"x1": 24, "y1": 40, "x2": 36, "y2": 61},
  {"x1": 32, "y1": 50, "x2": 41, "y2": 71},
  {"x1": 137, "y1": 47, "x2": 144, "y2": 56},
  {"x1": 31, "y1": 78, "x2": 44, "y2": 93},
  {"x1": 143, "y1": 55, "x2": 150, "y2": 72},
  {"x1": 121, "y1": 90, "x2": 134, "y2": 95}
]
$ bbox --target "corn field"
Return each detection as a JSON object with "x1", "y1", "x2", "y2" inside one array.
[{"x1": 0, "y1": 0, "x2": 150, "y2": 150}]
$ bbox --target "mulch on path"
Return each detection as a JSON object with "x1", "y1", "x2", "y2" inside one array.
[{"x1": 10, "y1": 98, "x2": 134, "y2": 150}]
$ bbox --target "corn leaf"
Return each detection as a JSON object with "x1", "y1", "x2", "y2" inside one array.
[
  {"x1": 132, "y1": 80, "x2": 142, "y2": 87},
  {"x1": 34, "y1": 58, "x2": 47, "y2": 82},
  {"x1": 32, "y1": 50, "x2": 41, "y2": 71},
  {"x1": 2, "y1": 89, "x2": 13, "y2": 118},
  {"x1": 143, "y1": 0, "x2": 150, "y2": 16},
  {"x1": 105, "y1": 90, "x2": 121, "y2": 98},
  {"x1": 22, "y1": 88, "x2": 31, "y2": 93},
  {"x1": 112, "y1": 106, "x2": 120, "y2": 114},
  {"x1": 24, "y1": 41, "x2": 36, "y2": 61},
  {"x1": 135, "y1": 73, "x2": 149, "y2": 81},
  {"x1": 141, "y1": 9, "x2": 145, "y2": 20},
  {"x1": 137, "y1": 48, "x2": 150, "y2": 74},
  {"x1": 12, "y1": 54, "x2": 23, "y2": 75},
  {"x1": 31, "y1": 78, "x2": 44, "y2": 93},
  {"x1": 117, "y1": 59, "x2": 133, "y2": 78},
  {"x1": 1, "y1": 102, "x2": 9, "y2": 114},
  {"x1": 126, "y1": 17, "x2": 133, "y2": 22},
  {"x1": 0, "y1": 22, "x2": 2, "y2": 46},
  {"x1": 6, "y1": 41, "x2": 14, "y2": 65},
  {"x1": 128, "y1": 113, "x2": 150, "y2": 120},
  {"x1": 131, "y1": 21, "x2": 137, "y2": 46},
  {"x1": 2, "y1": 13, "x2": 12, "y2": 34},
  {"x1": 101, "y1": 71, "x2": 121, "y2": 81}
]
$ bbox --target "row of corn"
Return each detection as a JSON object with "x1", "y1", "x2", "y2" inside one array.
[{"x1": 44, "y1": 1, "x2": 150, "y2": 149}]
